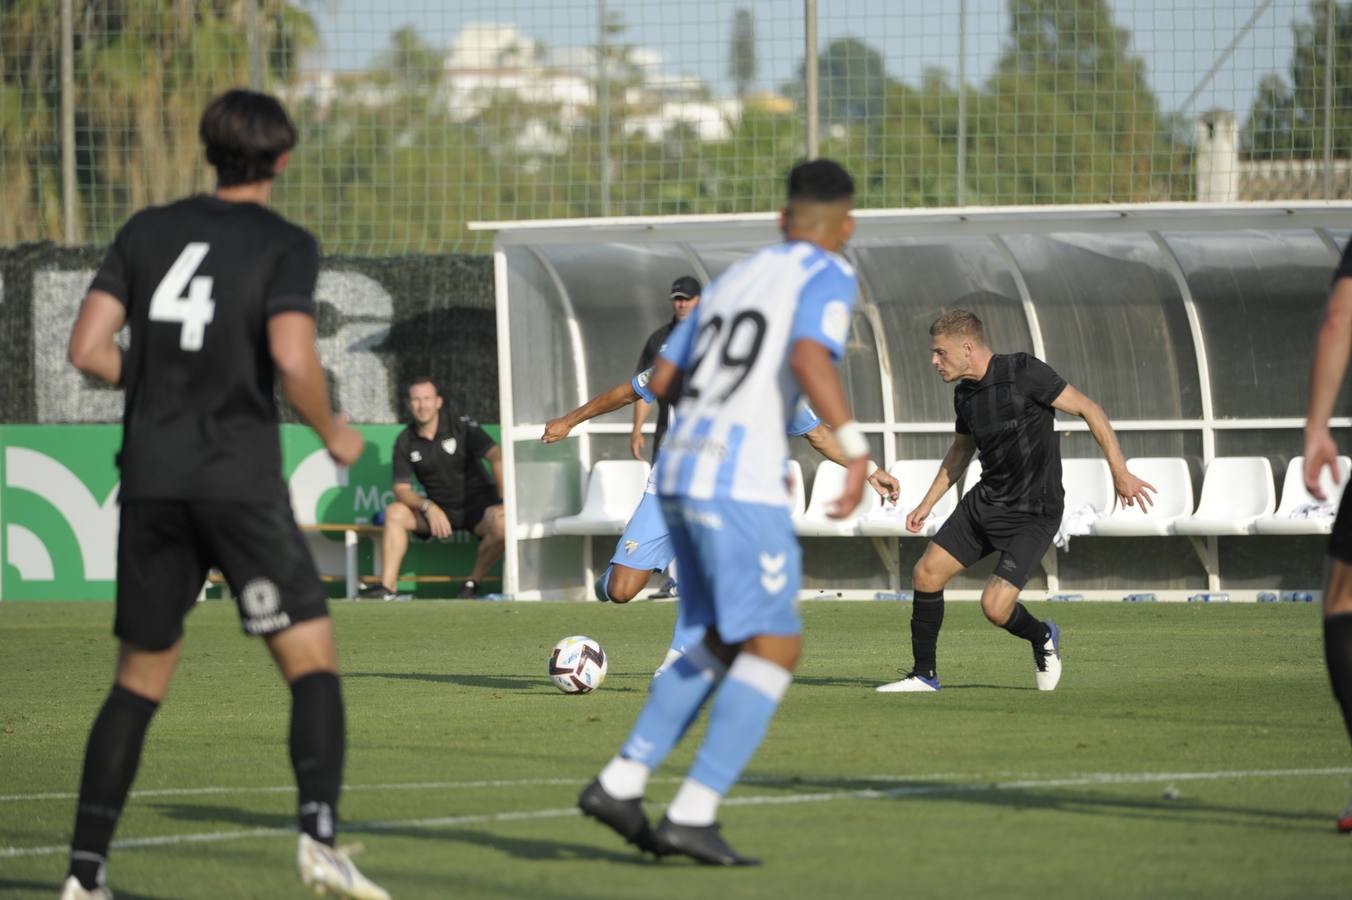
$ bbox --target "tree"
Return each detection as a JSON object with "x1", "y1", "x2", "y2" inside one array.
[
  {"x1": 1243, "y1": 1, "x2": 1352, "y2": 159},
  {"x1": 729, "y1": 8, "x2": 756, "y2": 100},
  {"x1": 786, "y1": 37, "x2": 892, "y2": 125}
]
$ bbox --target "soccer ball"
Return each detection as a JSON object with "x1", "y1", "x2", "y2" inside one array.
[{"x1": 549, "y1": 635, "x2": 608, "y2": 694}]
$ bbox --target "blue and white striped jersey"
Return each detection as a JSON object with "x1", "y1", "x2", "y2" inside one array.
[{"x1": 653, "y1": 241, "x2": 857, "y2": 507}]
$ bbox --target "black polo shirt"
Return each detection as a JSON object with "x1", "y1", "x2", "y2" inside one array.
[
  {"x1": 392, "y1": 410, "x2": 500, "y2": 512},
  {"x1": 954, "y1": 353, "x2": 1068, "y2": 516},
  {"x1": 636, "y1": 317, "x2": 678, "y2": 458}
]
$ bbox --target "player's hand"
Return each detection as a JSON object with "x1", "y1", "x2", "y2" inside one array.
[
  {"x1": 425, "y1": 504, "x2": 453, "y2": 539},
  {"x1": 542, "y1": 416, "x2": 572, "y2": 443},
  {"x1": 1304, "y1": 426, "x2": 1341, "y2": 500},
  {"x1": 324, "y1": 419, "x2": 364, "y2": 468},
  {"x1": 630, "y1": 430, "x2": 645, "y2": 461},
  {"x1": 868, "y1": 468, "x2": 900, "y2": 504},
  {"x1": 905, "y1": 505, "x2": 932, "y2": 533},
  {"x1": 827, "y1": 456, "x2": 869, "y2": 519},
  {"x1": 1114, "y1": 467, "x2": 1157, "y2": 513}
]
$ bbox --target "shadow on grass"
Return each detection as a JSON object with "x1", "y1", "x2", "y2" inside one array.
[
  {"x1": 345, "y1": 671, "x2": 640, "y2": 693},
  {"x1": 738, "y1": 775, "x2": 1326, "y2": 832},
  {"x1": 0, "y1": 879, "x2": 173, "y2": 900},
  {"x1": 357, "y1": 822, "x2": 653, "y2": 865},
  {"x1": 152, "y1": 802, "x2": 290, "y2": 831}
]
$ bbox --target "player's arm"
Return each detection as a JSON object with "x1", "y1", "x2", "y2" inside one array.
[
  {"x1": 904, "y1": 434, "x2": 976, "y2": 533},
  {"x1": 68, "y1": 291, "x2": 126, "y2": 386},
  {"x1": 485, "y1": 445, "x2": 503, "y2": 490},
  {"x1": 791, "y1": 339, "x2": 868, "y2": 516},
  {"x1": 800, "y1": 424, "x2": 899, "y2": 503},
  {"x1": 1305, "y1": 277, "x2": 1352, "y2": 498},
  {"x1": 1052, "y1": 384, "x2": 1156, "y2": 511},
  {"x1": 542, "y1": 380, "x2": 641, "y2": 443},
  {"x1": 268, "y1": 312, "x2": 363, "y2": 466},
  {"x1": 630, "y1": 398, "x2": 653, "y2": 460}
]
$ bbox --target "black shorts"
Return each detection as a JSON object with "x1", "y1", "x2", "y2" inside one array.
[
  {"x1": 931, "y1": 491, "x2": 1060, "y2": 590},
  {"x1": 1329, "y1": 487, "x2": 1352, "y2": 563},
  {"x1": 415, "y1": 491, "x2": 501, "y2": 539},
  {"x1": 116, "y1": 498, "x2": 329, "y2": 650}
]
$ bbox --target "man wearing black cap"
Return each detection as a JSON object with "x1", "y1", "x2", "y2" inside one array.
[{"x1": 631, "y1": 275, "x2": 701, "y2": 463}]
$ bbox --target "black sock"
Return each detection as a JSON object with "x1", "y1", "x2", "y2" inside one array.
[
  {"x1": 290, "y1": 671, "x2": 345, "y2": 846},
  {"x1": 1002, "y1": 602, "x2": 1047, "y2": 644},
  {"x1": 68, "y1": 685, "x2": 159, "y2": 889},
  {"x1": 1324, "y1": 613, "x2": 1352, "y2": 744},
  {"x1": 910, "y1": 589, "x2": 944, "y2": 678}
]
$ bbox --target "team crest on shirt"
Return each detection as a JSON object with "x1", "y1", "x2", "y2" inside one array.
[
  {"x1": 410, "y1": 450, "x2": 422, "y2": 463},
  {"x1": 822, "y1": 300, "x2": 851, "y2": 344},
  {"x1": 624, "y1": 540, "x2": 639, "y2": 554},
  {"x1": 441, "y1": 438, "x2": 458, "y2": 456}
]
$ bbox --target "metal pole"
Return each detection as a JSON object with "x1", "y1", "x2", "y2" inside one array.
[
  {"x1": 805, "y1": 0, "x2": 819, "y2": 159},
  {"x1": 598, "y1": 0, "x2": 611, "y2": 216},
  {"x1": 60, "y1": 0, "x2": 76, "y2": 244},
  {"x1": 247, "y1": 0, "x2": 264, "y2": 89},
  {"x1": 957, "y1": 0, "x2": 968, "y2": 205},
  {"x1": 1324, "y1": 0, "x2": 1336, "y2": 200}
]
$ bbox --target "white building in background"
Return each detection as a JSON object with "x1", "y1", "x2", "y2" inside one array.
[{"x1": 1195, "y1": 107, "x2": 1352, "y2": 201}]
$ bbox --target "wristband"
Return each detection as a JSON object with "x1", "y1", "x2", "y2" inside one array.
[{"x1": 834, "y1": 420, "x2": 869, "y2": 460}]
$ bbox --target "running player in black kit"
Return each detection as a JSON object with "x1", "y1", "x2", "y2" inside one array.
[
  {"x1": 876, "y1": 310, "x2": 1155, "y2": 694},
  {"x1": 1302, "y1": 237, "x2": 1352, "y2": 832},
  {"x1": 61, "y1": 90, "x2": 388, "y2": 899}
]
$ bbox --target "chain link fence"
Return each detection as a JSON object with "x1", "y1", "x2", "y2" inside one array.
[{"x1": 2, "y1": 1, "x2": 1348, "y2": 254}]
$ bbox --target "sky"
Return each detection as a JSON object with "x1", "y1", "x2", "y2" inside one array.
[{"x1": 309, "y1": 0, "x2": 1307, "y2": 121}]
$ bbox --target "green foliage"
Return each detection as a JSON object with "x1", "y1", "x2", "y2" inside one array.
[{"x1": 1243, "y1": 0, "x2": 1352, "y2": 159}]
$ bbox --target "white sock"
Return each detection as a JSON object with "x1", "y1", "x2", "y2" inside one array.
[
  {"x1": 598, "y1": 755, "x2": 650, "y2": 800},
  {"x1": 666, "y1": 778, "x2": 721, "y2": 826},
  {"x1": 653, "y1": 648, "x2": 683, "y2": 678}
]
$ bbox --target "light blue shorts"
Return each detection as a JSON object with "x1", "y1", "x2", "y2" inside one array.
[
  {"x1": 659, "y1": 496, "x2": 801, "y2": 644},
  {"x1": 609, "y1": 491, "x2": 675, "y2": 573}
]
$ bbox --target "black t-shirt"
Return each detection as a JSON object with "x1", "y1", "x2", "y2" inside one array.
[
  {"x1": 392, "y1": 409, "x2": 500, "y2": 512},
  {"x1": 91, "y1": 195, "x2": 319, "y2": 502},
  {"x1": 636, "y1": 318, "x2": 678, "y2": 459},
  {"x1": 954, "y1": 353, "x2": 1068, "y2": 516},
  {"x1": 1335, "y1": 239, "x2": 1352, "y2": 283}
]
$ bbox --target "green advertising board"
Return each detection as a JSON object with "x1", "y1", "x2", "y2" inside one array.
[{"x1": 0, "y1": 423, "x2": 501, "y2": 601}]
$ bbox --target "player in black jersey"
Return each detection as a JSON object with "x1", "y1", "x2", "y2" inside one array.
[
  {"x1": 1303, "y1": 238, "x2": 1352, "y2": 833},
  {"x1": 877, "y1": 310, "x2": 1154, "y2": 694},
  {"x1": 61, "y1": 90, "x2": 387, "y2": 900}
]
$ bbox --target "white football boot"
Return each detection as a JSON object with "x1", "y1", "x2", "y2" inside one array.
[
  {"x1": 875, "y1": 671, "x2": 941, "y2": 693},
  {"x1": 297, "y1": 834, "x2": 391, "y2": 900},
  {"x1": 1034, "y1": 621, "x2": 1062, "y2": 691},
  {"x1": 59, "y1": 875, "x2": 112, "y2": 900}
]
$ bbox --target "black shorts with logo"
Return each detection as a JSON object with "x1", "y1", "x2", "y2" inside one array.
[
  {"x1": 932, "y1": 491, "x2": 1060, "y2": 590},
  {"x1": 1329, "y1": 486, "x2": 1352, "y2": 563},
  {"x1": 415, "y1": 489, "x2": 502, "y2": 539},
  {"x1": 116, "y1": 498, "x2": 328, "y2": 650}
]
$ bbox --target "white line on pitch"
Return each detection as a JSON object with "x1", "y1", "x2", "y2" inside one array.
[{"x1": 2, "y1": 766, "x2": 1346, "y2": 861}]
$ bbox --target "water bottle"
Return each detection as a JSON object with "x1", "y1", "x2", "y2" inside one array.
[
  {"x1": 1122, "y1": 593, "x2": 1157, "y2": 603},
  {"x1": 1188, "y1": 592, "x2": 1230, "y2": 603},
  {"x1": 873, "y1": 591, "x2": 913, "y2": 602},
  {"x1": 1256, "y1": 592, "x2": 1279, "y2": 603},
  {"x1": 1049, "y1": 593, "x2": 1084, "y2": 602}
]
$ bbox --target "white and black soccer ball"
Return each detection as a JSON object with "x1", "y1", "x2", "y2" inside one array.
[{"x1": 548, "y1": 635, "x2": 608, "y2": 694}]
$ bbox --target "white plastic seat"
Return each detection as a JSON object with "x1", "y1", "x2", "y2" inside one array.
[
  {"x1": 1173, "y1": 457, "x2": 1275, "y2": 535},
  {"x1": 961, "y1": 457, "x2": 983, "y2": 496},
  {"x1": 795, "y1": 460, "x2": 881, "y2": 536},
  {"x1": 1255, "y1": 456, "x2": 1352, "y2": 535},
  {"x1": 550, "y1": 460, "x2": 650, "y2": 536},
  {"x1": 786, "y1": 459, "x2": 807, "y2": 519},
  {"x1": 1061, "y1": 458, "x2": 1116, "y2": 516},
  {"x1": 859, "y1": 459, "x2": 956, "y2": 537},
  {"x1": 1092, "y1": 457, "x2": 1194, "y2": 536}
]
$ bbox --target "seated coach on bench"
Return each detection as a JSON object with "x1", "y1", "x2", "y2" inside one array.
[{"x1": 361, "y1": 377, "x2": 504, "y2": 600}]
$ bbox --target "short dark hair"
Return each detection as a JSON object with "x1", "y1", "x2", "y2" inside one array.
[
  {"x1": 929, "y1": 309, "x2": 985, "y2": 343},
  {"x1": 199, "y1": 90, "x2": 297, "y2": 187},
  {"x1": 407, "y1": 376, "x2": 440, "y2": 396},
  {"x1": 786, "y1": 158, "x2": 854, "y2": 205}
]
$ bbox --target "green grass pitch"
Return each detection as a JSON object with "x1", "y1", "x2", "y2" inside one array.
[{"x1": 1, "y1": 599, "x2": 1349, "y2": 899}]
